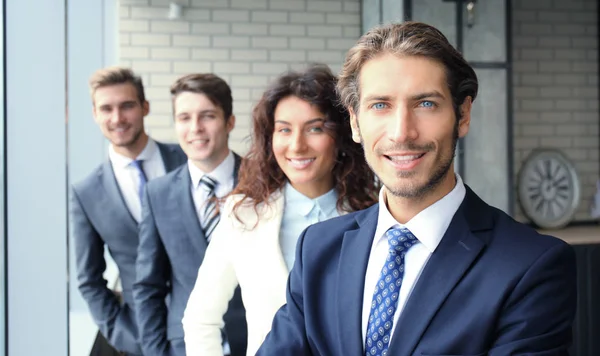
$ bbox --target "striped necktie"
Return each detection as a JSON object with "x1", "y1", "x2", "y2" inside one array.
[{"x1": 199, "y1": 175, "x2": 220, "y2": 241}]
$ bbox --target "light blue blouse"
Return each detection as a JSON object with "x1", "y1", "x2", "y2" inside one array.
[{"x1": 279, "y1": 182, "x2": 340, "y2": 271}]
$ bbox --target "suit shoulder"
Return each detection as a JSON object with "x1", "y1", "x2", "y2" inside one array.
[
  {"x1": 146, "y1": 164, "x2": 186, "y2": 192},
  {"x1": 72, "y1": 164, "x2": 105, "y2": 195}
]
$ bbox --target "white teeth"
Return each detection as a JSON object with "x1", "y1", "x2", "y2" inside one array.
[
  {"x1": 191, "y1": 139, "x2": 208, "y2": 144},
  {"x1": 114, "y1": 127, "x2": 126, "y2": 132},
  {"x1": 289, "y1": 158, "x2": 315, "y2": 167},
  {"x1": 389, "y1": 154, "x2": 422, "y2": 162}
]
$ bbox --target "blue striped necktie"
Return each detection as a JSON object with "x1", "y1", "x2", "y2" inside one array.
[
  {"x1": 199, "y1": 175, "x2": 220, "y2": 241},
  {"x1": 130, "y1": 159, "x2": 147, "y2": 202}
]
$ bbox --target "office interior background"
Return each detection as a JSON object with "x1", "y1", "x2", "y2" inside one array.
[{"x1": 0, "y1": 0, "x2": 598, "y2": 354}]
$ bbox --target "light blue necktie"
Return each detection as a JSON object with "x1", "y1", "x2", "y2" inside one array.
[
  {"x1": 365, "y1": 227, "x2": 419, "y2": 356},
  {"x1": 130, "y1": 159, "x2": 147, "y2": 202}
]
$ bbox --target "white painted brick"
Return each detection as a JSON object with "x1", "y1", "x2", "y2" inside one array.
[
  {"x1": 555, "y1": 24, "x2": 587, "y2": 35},
  {"x1": 120, "y1": 0, "x2": 149, "y2": 5},
  {"x1": 520, "y1": 24, "x2": 553, "y2": 35},
  {"x1": 147, "y1": 127, "x2": 176, "y2": 142},
  {"x1": 514, "y1": 86, "x2": 539, "y2": 97},
  {"x1": 172, "y1": 61, "x2": 212, "y2": 73},
  {"x1": 538, "y1": 61, "x2": 571, "y2": 72},
  {"x1": 213, "y1": 10, "x2": 250, "y2": 22},
  {"x1": 131, "y1": 6, "x2": 167, "y2": 19},
  {"x1": 270, "y1": 49, "x2": 306, "y2": 61},
  {"x1": 514, "y1": 10, "x2": 537, "y2": 21},
  {"x1": 252, "y1": 88, "x2": 265, "y2": 100},
  {"x1": 214, "y1": 62, "x2": 251, "y2": 74},
  {"x1": 555, "y1": 99, "x2": 587, "y2": 110},
  {"x1": 514, "y1": 137, "x2": 540, "y2": 150},
  {"x1": 121, "y1": 19, "x2": 150, "y2": 32},
  {"x1": 119, "y1": 60, "x2": 133, "y2": 67},
  {"x1": 554, "y1": 49, "x2": 586, "y2": 60},
  {"x1": 521, "y1": 99, "x2": 554, "y2": 110},
  {"x1": 521, "y1": 124, "x2": 554, "y2": 136},
  {"x1": 513, "y1": 36, "x2": 537, "y2": 47},
  {"x1": 326, "y1": 38, "x2": 358, "y2": 50},
  {"x1": 151, "y1": 21, "x2": 190, "y2": 33},
  {"x1": 539, "y1": 87, "x2": 571, "y2": 98},
  {"x1": 555, "y1": 124, "x2": 589, "y2": 136},
  {"x1": 290, "y1": 37, "x2": 325, "y2": 49},
  {"x1": 307, "y1": 50, "x2": 345, "y2": 62},
  {"x1": 569, "y1": 11, "x2": 596, "y2": 23},
  {"x1": 213, "y1": 36, "x2": 250, "y2": 48},
  {"x1": 183, "y1": 9, "x2": 212, "y2": 20},
  {"x1": 145, "y1": 87, "x2": 170, "y2": 101},
  {"x1": 150, "y1": 74, "x2": 181, "y2": 86},
  {"x1": 172, "y1": 35, "x2": 210, "y2": 47},
  {"x1": 150, "y1": 0, "x2": 190, "y2": 5},
  {"x1": 326, "y1": 13, "x2": 359, "y2": 25},
  {"x1": 554, "y1": 1, "x2": 585, "y2": 10},
  {"x1": 308, "y1": 25, "x2": 343, "y2": 37},
  {"x1": 145, "y1": 115, "x2": 173, "y2": 127},
  {"x1": 553, "y1": 74, "x2": 587, "y2": 85},
  {"x1": 344, "y1": 2, "x2": 360, "y2": 13},
  {"x1": 231, "y1": 75, "x2": 270, "y2": 87},
  {"x1": 252, "y1": 11, "x2": 288, "y2": 23},
  {"x1": 521, "y1": 74, "x2": 553, "y2": 85},
  {"x1": 131, "y1": 33, "x2": 170, "y2": 45},
  {"x1": 343, "y1": 25, "x2": 360, "y2": 38},
  {"x1": 290, "y1": 12, "x2": 325, "y2": 24},
  {"x1": 571, "y1": 61, "x2": 597, "y2": 72},
  {"x1": 515, "y1": 112, "x2": 539, "y2": 123},
  {"x1": 232, "y1": 88, "x2": 251, "y2": 101},
  {"x1": 191, "y1": 48, "x2": 230, "y2": 60},
  {"x1": 517, "y1": 0, "x2": 552, "y2": 10},
  {"x1": 269, "y1": 0, "x2": 305, "y2": 11},
  {"x1": 538, "y1": 36, "x2": 570, "y2": 47},
  {"x1": 189, "y1": 0, "x2": 229, "y2": 8},
  {"x1": 563, "y1": 148, "x2": 589, "y2": 160},
  {"x1": 120, "y1": 34, "x2": 131, "y2": 45},
  {"x1": 586, "y1": 25, "x2": 597, "y2": 35},
  {"x1": 151, "y1": 48, "x2": 190, "y2": 59},
  {"x1": 230, "y1": 0, "x2": 268, "y2": 9},
  {"x1": 121, "y1": 6, "x2": 131, "y2": 19},
  {"x1": 251, "y1": 36, "x2": 288, "y2": 48},
  {"x1": 307, "y1": 1, "x2": 343, "y2": 13},
  {"x1": 572, "y1": 86, "x2": 599, "y2": 98},
  {"x1": 269, "y1": 24, "x2": 306, "y2": 36},
  {"x1": 572, "y1": 37, "x2": 596, "y2": 48},
  {"x1": 540, "y1": 137, "x2": 572, "y2": 148},
  {"x1": 520, "y1": 49, "x2": 553, "y2": 60},
  {"x1": 132, "y1": 60, "x2": 171, "y2": 72},
  {"x1": 252, "y1": 62, "x2": 289, "y2": 74},
  {"x1": 587, "y1": 49, "x2": 598, "y2": 60},
  {"x1": 513, "y1": 61, "x2": 537, "y2": 72},
  {"x1": 121, "y1": 47, "x2": 149, "y2": 59},
  {"x1": 191, "y1": 23, "x2": 230, "y2": 34},
  {"x1": 231, "y1": 49, "x2": 268, "y2": 60},
  {"x1": 232, "y1": 23, "x2": 268, "y2": 35}
]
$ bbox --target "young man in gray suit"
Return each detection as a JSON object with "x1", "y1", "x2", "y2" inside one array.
[
  {"x1": 133, "y1": 73, "x2": 247, "y2": 356},
  {"x1": 71, "y1": 67, "x2": 187, "y2": 355}
]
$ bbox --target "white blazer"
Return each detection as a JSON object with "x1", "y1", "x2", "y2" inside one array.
[{"x1": 182, "y1": 190, "x2": 291, "y2": 356}]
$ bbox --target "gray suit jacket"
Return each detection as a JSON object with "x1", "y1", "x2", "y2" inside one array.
[
  {"x1": 133, "y1": 153, "x2": 247, "y2": 356},
  {"x1": 71, "y1": 142, "x2": 186, "y2": 355}
]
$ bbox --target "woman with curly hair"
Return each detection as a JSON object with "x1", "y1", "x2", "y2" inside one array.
[{"x1": 182, "y1": 64, "x2": 379, "y2": 356}]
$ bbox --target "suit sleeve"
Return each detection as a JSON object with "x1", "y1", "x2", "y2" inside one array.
[
  {"x1": 489, "y1": 242, "x2": 577, "y2": 355},
  {"x1": 133, "y1": 186, "x2": 171, "y2": 356},
  {"x1": 256, "y1": 227, "x2": 311, "y2": 355},
  {"x1": 182, "y1": 216, "x2": 238, "y2": 356},
  {"x1": 71, "y1": 187, "x2": 134, "y2": 351}
]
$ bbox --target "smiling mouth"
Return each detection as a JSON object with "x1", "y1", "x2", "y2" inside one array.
[
  {"x1": 190, "y1": 139, "x2": 209, "y2": 145},
  {"x1": 385, "y1": 153, "x2": 426, "y2": 162},
  {"x1": 288, "y1": 158, "x2": 315, "y2": 168}
]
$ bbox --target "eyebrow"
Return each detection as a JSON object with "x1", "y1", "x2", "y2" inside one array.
[
  {"x1": 362, "y1": 91, "x2": 446, "y2": 103},
  {"x1": 175, "y1": 109, "x2": 217, "y2": 117},
  {"x1": 274, "y1": 118, "x2": 325, "y2": 125}
]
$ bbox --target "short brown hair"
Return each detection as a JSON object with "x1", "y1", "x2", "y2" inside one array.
[
  {"x1": 170, "y1": 73, "x2": 233, "y2": 119},
  {"x1": 89, "y1": 66, "x2": 146, "y2": 104},
  {"x1": 337, "y1": 21, "x2": 478, "y2": 118}
]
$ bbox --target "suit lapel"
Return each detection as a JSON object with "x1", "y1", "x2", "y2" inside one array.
[
  {"x1": 99, "y1": 161, "x2": 137, "y2": 229},
  {"x1": 171, "y1": 166, "x2": 208, "y2": 254},
  {"x1": 157, "y1": 142, "x2": 185, "y2": 172},
  {"x1": 388, "y1": 187, "x2": 492, "y2": 355},
  {"x1": 337, "y1": 205, "x2": 380, "y2": 356}
]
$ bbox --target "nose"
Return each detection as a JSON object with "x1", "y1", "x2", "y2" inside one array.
[
  {"x1": 388, "y1": 106, "x2": 417, "y2": 143},
  {"x1": 190, "y1": 116, "x2": 204, "y2": 133},
  {"x1": 289, "y1": 131, "x2": 307, "y2": 152},
  {"x1": 109, "y1": 108, "x2": 124, "y2": 125}
]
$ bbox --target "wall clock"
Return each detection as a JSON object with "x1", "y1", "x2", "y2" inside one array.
[{"x1": 518, "y1": 149, "x2": 581, "y2": 229}]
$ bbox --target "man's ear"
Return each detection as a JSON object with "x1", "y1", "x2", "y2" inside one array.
[
  {"x1": 226, "y1": 114, "x2": 236, "y2": 133},
  {"x1": 458, "y1": 96, "x2": 472, "y2": 139},
  {"x1": 142, "y1": 100, "x2": 150, "y2": 117},
  {"x1": 349, "y1": 107, "x2": 361, "y2": 143}
]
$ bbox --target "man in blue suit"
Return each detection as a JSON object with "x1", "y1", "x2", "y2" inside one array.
[
  {"x1": 133, "y1": 73, "x2": 247, "y2": 356},
  {"x1": 71, "y1": 67, "x2": 186, "y2": 355},
  {"x1": 258, "y1": 21, "x2": 577, "y2": 356}
]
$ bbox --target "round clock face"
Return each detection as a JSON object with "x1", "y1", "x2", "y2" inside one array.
[{"x1": 518, "y1": 149, "x2": 581, "y2": 229}]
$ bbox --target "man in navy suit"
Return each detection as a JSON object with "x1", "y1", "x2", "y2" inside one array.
[
  {"x1": 257, "y1": 21, "x2": 577, "y2": 356},
  {"x1": 71, "y1": 67, "x2": 186, "y2": 355},
  {"x1": 133, "y1": 73, "x2": 247, "y2": 356}
]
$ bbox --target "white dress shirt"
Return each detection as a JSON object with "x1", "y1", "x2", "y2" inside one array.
[
  {"x1": 108, "y1": 138, "x2": 166, "y2": 223},
  {"x1": 188, "y1": 150, "x2": 235, "y2": 239},
  {"x1": 361, "y1": 174, "x2": 466, "y2": 347}
]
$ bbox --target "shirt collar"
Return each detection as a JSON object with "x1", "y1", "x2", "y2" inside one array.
[
  {"x1": 108, "y1": 138, "x2": 158, "y2": 169},
  {"x1": 188, "y1": 150, "x2": 234, "y2": 189},
  {"x1": 283, "y1": 182, "x2": 338, "y2": 217},
  {"x1": 375, "y1": 174, "x2": 466, "y2": 253}
]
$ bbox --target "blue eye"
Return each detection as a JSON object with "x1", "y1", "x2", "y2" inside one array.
[
  {"x1": 372, "y1": 102, "x2": 387, "y2": 110},
  {"x1": 419, "y1": 101, "x2": 435, "y2": 108}
]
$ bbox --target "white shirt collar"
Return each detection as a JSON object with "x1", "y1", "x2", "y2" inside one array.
[
  {"x1": 374, "y1": 174, "x2": 466, "y2": 253},
  {"x1": 188, "y1": 150, "x2": 234, "y2": 189},
  {"x1": 108, "y1": 138, "x2": 158, "y2": 168}
]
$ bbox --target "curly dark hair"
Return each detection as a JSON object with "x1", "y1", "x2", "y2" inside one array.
[{"x1": 231, "y1": 64, "x2": 380, "y2": 221}]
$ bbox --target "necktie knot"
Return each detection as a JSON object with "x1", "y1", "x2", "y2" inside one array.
[
  {"x1": 386, "y1": 227, "x2": 418, "y2": 254},
  {"x1": 130, "y1": 159, "x2": 147, "y2": 202},
  {"x1": 199, "y1": 175, "x2": 217, "y2": 192}
]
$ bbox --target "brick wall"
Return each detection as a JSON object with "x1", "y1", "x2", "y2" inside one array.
[
  {"x1": 118, "y1": 0, "x2": 361, "y2": 154},
  {"x1": 512, "y1": 0, "x2": 599, "y2": 222}
]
